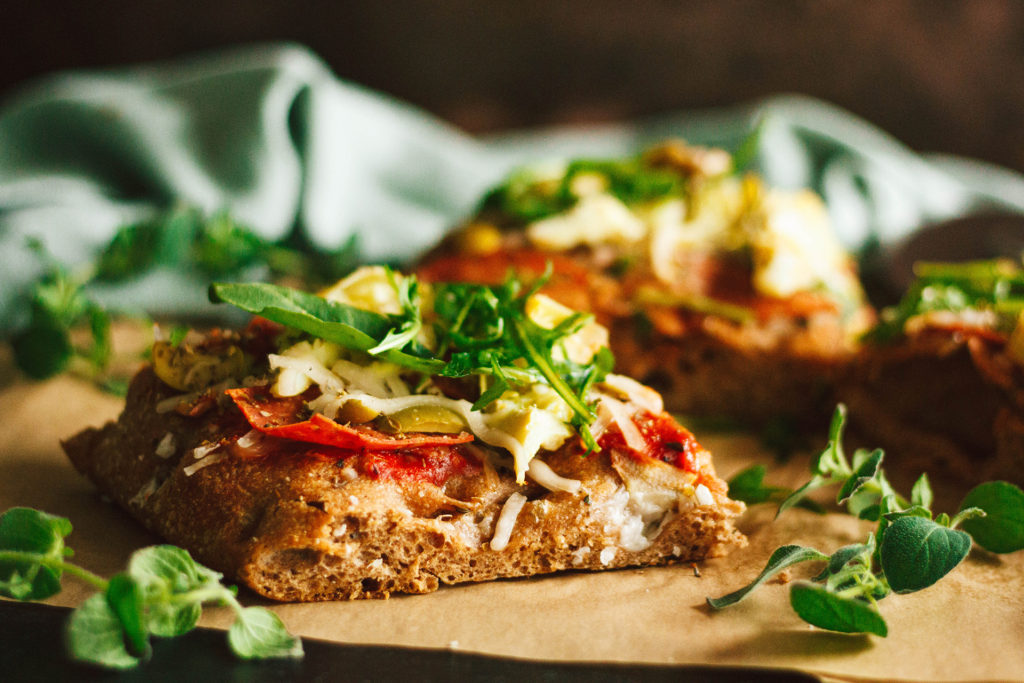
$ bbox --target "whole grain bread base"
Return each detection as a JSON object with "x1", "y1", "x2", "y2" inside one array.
[{"x1": 62, "y1": 368, "x2": 745, "y2": 601}]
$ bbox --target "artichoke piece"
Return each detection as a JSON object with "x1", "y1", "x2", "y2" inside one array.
[{"x1": 152, "y1": 341, "x2": 246, "y2": 392}]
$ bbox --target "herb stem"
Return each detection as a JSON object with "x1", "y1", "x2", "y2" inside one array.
[
  {"x1": 0, "y1": 550, "x2": 109, "y2": 591},
  {"x1": 511, "y1": 317, "x2": 593, "y2": 421}
]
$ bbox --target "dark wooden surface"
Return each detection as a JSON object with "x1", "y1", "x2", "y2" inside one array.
[
  {"x1": 4, "y1": 1, "x2": 1024, "y2": 172},
  {"x1": 0, "y1": 601, "x2": 819, "y2": 682}
]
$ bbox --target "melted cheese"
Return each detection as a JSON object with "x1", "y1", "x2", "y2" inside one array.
[{"x1": 527, "y1": 194, "x2": 646, "y2": 250}]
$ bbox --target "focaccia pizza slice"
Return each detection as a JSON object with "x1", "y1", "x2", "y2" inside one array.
[
  {"x1": 419, "y1": 140, "x2": 874, "y2": 429},
  {"x1": 63, "y1": 267, "x2": 745, "y2": 601},
  {"x1": 841, "y1": 259, "x2": 1024, "y2": 486}
]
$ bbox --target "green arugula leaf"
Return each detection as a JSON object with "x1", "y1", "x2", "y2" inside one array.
[
  {"x1": 707, "y1": 545, "x2": 828, "y2": 609},
  {"x1": 957, "y1": 481, "x2": 1024, "y2": 553},
  {"x1": 879, "y1": 516, "x2": 972, "y2": 594},
  {"x1": 366, "y1": 269, "x2": 425, "y2": 355},
  {"x1": 228, "y1": 607, "x2": 304, "y2": 660},
  {"x1": 867, "y1": 258, "x2": 1024, "y2": 343},
  {"x1": 209, "y1": 282, "x2": 442, "y2": 374},
  {"x1": 66, "y1": 593, "x2": 142, "y2": 670},
  {"x1": 789, "y1": 583, "x2": 888, "y2": 636},
  {"x1": 0, "y1": 507, "x2": 72, "y2": 600}
]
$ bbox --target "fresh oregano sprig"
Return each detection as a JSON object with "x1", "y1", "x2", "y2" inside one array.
[
  {"x1": 0, "y1": 507, "x2": 302, "y2": 669},
  {"x1": 10, "y1": 206, "x2": 362, "y2": 383},
  {"x1": 709, "y1": 404, "x2": 1024, "y2": 636}
]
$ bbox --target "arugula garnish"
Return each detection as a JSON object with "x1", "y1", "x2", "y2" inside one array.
[
  {"x1": 0, "y1": 507, "x2": 302, "y2": 669},
  {"x1": 210, "y1": 269, "x2": 613, "y2": 450},
  {"x1": 709, "y1": 404, "x2": 1024, "y2": 635},
  {"x1": 867, "y1": 258, "x2": 1024, "y2": 343},
  {"x1": 482, "y1": 155, "x2": 687, "y2": 222}
]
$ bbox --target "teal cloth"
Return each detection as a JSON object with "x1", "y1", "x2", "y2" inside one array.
[{"x1": 4, "y1": 43, "x2": 1024, "y2": 329}]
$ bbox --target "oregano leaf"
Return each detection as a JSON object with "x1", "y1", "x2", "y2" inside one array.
[
  {"x1": 0, "y1": 507, "x2": 72, "y2": 600},
  {"x1": 66, "y1": 593, "x2": 141, "y2": 670},
  {"x1": 707, "y1": 545, "x2": 827, "y2": 609},
  {"x1": 227, "y1": 607, "x2": 304, "y2": 660},
  {"x1": 958, "y1": 481, "x2": 1024, "y2": 553},
  {"x1": 837, "y1": 449, "x2": 883, "y2": 505},
  {"x1": 879, "y1": 516, "x2": 971, "y2": 594},
  {"x1": 789, "y1": 583, "x2": 888, "y2": 636}
]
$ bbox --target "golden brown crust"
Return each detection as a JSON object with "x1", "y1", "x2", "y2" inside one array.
[{"x1": 63, "y1": 368, "x2": 745, "y2": 601}]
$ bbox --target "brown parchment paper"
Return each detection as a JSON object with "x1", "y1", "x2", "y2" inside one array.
[{"x1": 2, "y1": 361, "x2": 1023, "y2": 682}]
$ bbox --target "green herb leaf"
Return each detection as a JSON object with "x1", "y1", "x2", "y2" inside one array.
[
  {"x1": 66, "y1": 593, "x2": 141, "y2": 670},
  {"x1": 105, "y1": 573, "x2": 151, "y2": 659},
  {"x1": 812, "y1": 543, "x2": 872, "y2": 582},
  {"x1": 836, "y1": 449, "x2": 883, "y2": 504},
  {"x1": 127, "y1": 545, "x2": 219, "y2": 637},
  {"x1": 879, "y1": 516, "x2": 972, "y2": 594},
  {"x1": 789, "y1": 583, "x2": 888, "y2": 636},
  {"x1": 777, "y1": 406, "x2": 851, "y2": 516},
  {"x1": 95, "y1": 219, "x2": 164, "y2": 281},
  {"x1": 11, "y1": 319, "x2": 73, "y2": 379},
  {"x1": 0, "y1": 507, "x2": 72, "y2": 600},
  {"x1": 209, "y1": 282, "x2": 442, "y2": 373},
  {"x1": 707, "y1": 545, "x2": 828, "y2": 609},
  {"x1": 957, "y1": 481, "x2": 1024, "y2": 553},
  {"x1": 727, "y1": 465, "x2": 785, "y2": 505},
  {"x1": 227, "y1": 607, "x2": 304, "y2": 660},
  {"x1": 910, "y1": 473, "x2": 933, "y2": 509}
]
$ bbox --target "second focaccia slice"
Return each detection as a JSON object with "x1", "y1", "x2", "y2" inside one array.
[
  {"x1": 841, "y1": 259, "x2": 1024, "y2": 486},
  {"x1": 63, "y1": 267, "x2": 745, "y2": 601},
  {"x1": 419, "y1": 140, "x2": 874, "y2": 429}
]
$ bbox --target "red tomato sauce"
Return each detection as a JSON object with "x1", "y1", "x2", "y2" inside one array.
[
  {"x1": 360, "y1": 446, "x2": 482, "y2": 486},
  {"x1": 597, "y1": 410, "x2": 703, "y2": 474}
]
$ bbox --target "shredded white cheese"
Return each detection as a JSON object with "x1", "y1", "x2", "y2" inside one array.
[
  {"x1": 600, "y1": 374, "x2": 663, "y2": 414},
  {"x1": 235, "y1": 429, "x2": 261, "y2": 449},
  {"x1": 694, "y1": 483, "x2": 715, "y2": 507},
  {"x1": 597, "y1": 397, "x2": 645, "y2": 453},
  {"x1": 599, "y1": 547, "x2": 617, "y2": 566},
  {"x1": 155, "y1": 432, "x2": 176, "y2": 459},
  {"x1": 191, "y1": 442, "x2": 221, "y2": 460},
  {"x1": 183, "y1": 452, "x2": 227, "y2": 476},
  {"x1": 129, "y1": 477, "x2": 159, "y2": 507},
  {"x1": 490, "y1": 492, "x2": 527, "y2": 551},
  {"x1": 527, "y1": 459, "x2": 582, "y2": 494}
]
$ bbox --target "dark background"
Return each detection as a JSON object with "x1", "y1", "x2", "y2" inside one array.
[{"x1": 5, "y1": 0, "x2": 1024, "y2": 171}]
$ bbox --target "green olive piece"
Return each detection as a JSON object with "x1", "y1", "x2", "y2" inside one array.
[
  {"x1": 334, "y1": 399, "x2": 380, "y2": 424},
  {"x1": 152, "y1": 341, "x2": 246, "y2": 392},
  {"x1": 388, "y1": 405, "x2": 467, "y2": 434}
]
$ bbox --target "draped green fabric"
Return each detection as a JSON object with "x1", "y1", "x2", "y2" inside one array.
[{"x1": 3, "y1": 43, "x2": 1023, "y2": 328}]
